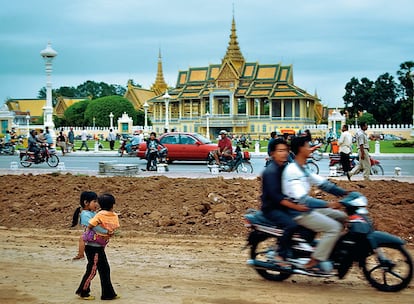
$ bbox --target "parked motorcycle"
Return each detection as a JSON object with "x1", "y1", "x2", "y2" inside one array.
[
  {"x1": 207, "y1": 145, "x2": 253, "y2": 173},
  {"x1": 329, "y1": 153, "x2": 384, "y2": 176},
  {"x1": 147, "y1": 147, "x2": 169, "y2": 171},
  {"x1": 0, "y1": 142, "x2": 16, "y2": 155},
  {"x1": 19, "y1": 144, "x2": 60, "y2": 167},
  {"x1": 244, "y1": 192, "x2": 413, "y2": 292}
]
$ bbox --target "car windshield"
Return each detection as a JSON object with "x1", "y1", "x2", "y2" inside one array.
[{"x1": 191, "y1": 133, "x2": 212, "y2": 144}]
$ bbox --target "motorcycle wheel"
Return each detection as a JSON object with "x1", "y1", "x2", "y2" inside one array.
[
  {"x1": 236, "y1": 162, "x2": 253, "y2": 173},
  {"x1": 306, "y1": 160, "x2": 319, "y2": 174},
  {"x1": 250, "y1": 236, "x2": 292, "y2": 281},
  {"x1": 47, "y1": 154, "x2": 60, "y2": 167},
  {"x1": 362, "y1": 244, "x2": 413, "y2": 292},
  {"x1": 20, "y1": 155, "x2": 32, "y2": 167},
  {"x1": 370, "y1": 164, "x2": 384, "y2": 175},
  {"x1": 118, "y1": 148, "x2": 124, "y2": 157}
]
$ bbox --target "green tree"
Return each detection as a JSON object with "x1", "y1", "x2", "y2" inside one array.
[
  {"x1": 371, "y1": 73, "x2": 398, "y2": 123},
  {"x1": 64, "y1": 99, "x2": 90, "y2": 126},
  {"x1": 396, "y1": 61, "x2": 414, "y2": 124},
  {"x1": 76, "y1": 81, "x2": 126, "y2": 99},
  {"x1": 84, "y1": 95, "x2": 139, "y2": 127},
  {"x1": 358, "y1": 112, "x2": 377, "y2": 126}
]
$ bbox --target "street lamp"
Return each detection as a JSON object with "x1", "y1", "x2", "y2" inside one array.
[
  {"x1": 109, "y1": 112, "x2": 114, "y2": 129},
  {"x1": 40, "y1": 42, "x2": 57, "y2": 135},
  {"x1": 162, "y1": 90, "x2": 171, "y2": 133},
  {"x1": 205, "y1": 111, "x2": 210, "y2": 139},
  {"x1": 26, "y1": 113, "x2": 30, "y2": 138},
  {"x1": 411, "y1": 71, "x2": 414, "y2": 137},
  {"x1": 93, "y1": 117, "x2": 96, "y2": 128},
  {"x1": 143, "y1": 101, "x2": 149, "y2": 130}
]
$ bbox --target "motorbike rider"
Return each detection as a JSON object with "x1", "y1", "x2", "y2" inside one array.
[
  {"x1": 261, "y1": 138, "x2": 313, "y2": 264},
  {"x1": 28, "y1": 129, "x2": 42, "y2": 161},
  {"x1": 282, "y1": 136, "x2": 349, "y2": 273},
  {"x1": 126, "y1": 130, "x2": 142, "y2": 153},
  {"x1": 213, "y1": 130, "x2": 233, "y2": 165},
  {"x1": 145, "y1": 132, "x2": 165, "y2": 171}
]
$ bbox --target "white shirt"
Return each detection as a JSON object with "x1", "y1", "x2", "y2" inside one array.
[{"x1": 338, "y1": 130, "x2": 352, "y2": 154}]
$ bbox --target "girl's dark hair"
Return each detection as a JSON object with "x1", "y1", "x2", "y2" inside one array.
[
  {"x1": 98, "y1": 193, "x2": 116, "y2": 211},
  {"x1": 290, "y1": 136, "x2": 308, "y2": 156},
  {"x1": 71, "y1": 191, "x2": 98, "y2": 227}
]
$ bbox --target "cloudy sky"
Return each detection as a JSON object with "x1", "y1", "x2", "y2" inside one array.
[{"x1": 1, "y1": 0, "x2": 413, "y2": 108}]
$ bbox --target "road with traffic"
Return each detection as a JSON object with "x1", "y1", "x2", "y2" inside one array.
[{"x1": 0, "y1": 152, "x2": 413, "y2": 177}]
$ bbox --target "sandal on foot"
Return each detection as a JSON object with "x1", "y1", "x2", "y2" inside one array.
[
  {"x1": 80, "y1": 295, "x2": 95, "y2": 300},
  {"x1": 72, "y1": 255, "x2": 85, "y2": 260}
]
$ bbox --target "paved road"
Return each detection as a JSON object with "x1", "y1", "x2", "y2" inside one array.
[{"x1": 1, "y1": 152, "x2": 413, "y2": 177}]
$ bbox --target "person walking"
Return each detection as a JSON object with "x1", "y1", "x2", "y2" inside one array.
[
  {"x1": 68, "y1": 127, "x2": 75, "y2": 152},
  {"x1": 79, "y1": 127, "x2": 89, "y2": 151},
  {"x1": 348, "y1": 122, "x2": 371, "y2": 181},
  {"x1": 107, "y1": 129, "x2": 116, "y2": 150},
  {"x1": 337, "y1": 125, "x2": 353, "y2": 180},
  {"x1": 76, "y1": 193, "x2": 120, "y2": 301}
]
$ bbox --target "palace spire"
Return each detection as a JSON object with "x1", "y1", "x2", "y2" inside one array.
[
  {"x1": 222, "y1": 16, "x2": 245, "y2": 74},
  {"x1": 151, "y1": 49, "x2": 168, "y2": 95}
]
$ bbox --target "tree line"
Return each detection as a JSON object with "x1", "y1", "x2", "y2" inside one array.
[{"x1": 343, "y1": 61, "x2": 413, "y2": 125}]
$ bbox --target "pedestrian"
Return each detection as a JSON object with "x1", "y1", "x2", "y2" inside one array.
[
  {"x1": 56, "y1": 131, "x2": 67, "y2": 156},
  {"x1": 107, "y1": 129, "x2": 116, "y2": 150},
  {"x1": 324, "y1": 128, "x2": 336, "y2": 153},
  {"x1": 76, "y1": 193, "x2": 120, "y2": 301},
  {"x1": 348, "y1": 122, "x2": 371, "y2": 181},
  {"x1": 68, "y1": 127, "x2": 75, "y2": 152},
  {"x1": 337, "y1": 125, "x2": 353, "y2": 180},
  {"x1": 79, "y1": 127, "x2": 89, "y2": 151}
]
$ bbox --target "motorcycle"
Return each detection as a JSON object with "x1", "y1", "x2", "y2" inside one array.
[
  {"x1": 207, "y1": 145, "x2": 253, "y2": 173},
  {"x1": 0, "y1": 142, "x2": 16, "y2": 155},
  {"x1": 118, "y1": 137, "x2": 138, "y2": 157},
  {"x1": 265, "y1": 153, "x2": 319, "y2": 175},
  {"x1": 19, "y1": 144, "x2": 60, "y2": 168},
  {"x1": 147, "y1": 147, "x2": 169, "y2": 171},
  {"x1": 244, "y1": 192, "x2": 413, "y2": 292},
  {"x1": 329, "y1": 153, "x2": 384, "y2": 176}
]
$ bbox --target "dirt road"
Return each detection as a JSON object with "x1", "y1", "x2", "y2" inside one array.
[{"x1": 0, "y1": 228, "x2": 412, "y2": 304}]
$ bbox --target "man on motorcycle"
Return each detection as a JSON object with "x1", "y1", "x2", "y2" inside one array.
[
  {"x1": 126, "y1": 130, "x2": 142, "y2": 153},
  {"x1": 145, "y1": 132, "x2": 165, "y2": 171},
  {"x1": 213, "y1": 130, "x2": 233, "y2": 165},
  {"x1": 28, "y1": 129, "x2": 41, "y2": 161},
  {"x1": 282, "y1": 136, "x2": 349, "y2": 273},
  {"x1": 261, "y1": 138, "x2": 311, "y2": 262}
]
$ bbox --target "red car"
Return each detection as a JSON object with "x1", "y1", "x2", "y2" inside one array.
[{"x1": 137, "y1": 132, "x2": 218, "y2": 162}]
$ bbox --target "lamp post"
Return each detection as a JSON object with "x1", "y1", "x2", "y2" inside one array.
[
  {"x1": 143, "y1": 101, "x2": 149, "y2": 131},
  {"x1": 26, "y1": 113, "x2": 30, "y2": 138},
  {"x1": 411, "y1": 71, "x2": 414, "y2": 137},
  {"x1": 205, "y1": 111, "x2": 210, "y2": 139},
  {"x1": 40, "y1": 42, "x2": 57, "y2": 136},
  {"x1": 162, "y1": 90, "x2": 171, "y2": 133},
  {"x1": 93, "y1": 117, "x2": 95, "y2": 128},
  {"x1": 355, "y1": 113, "x2": 358, "y2": 129},
  {"x1": 109, "y1": 112, "x2": 114, "y2": 129}
]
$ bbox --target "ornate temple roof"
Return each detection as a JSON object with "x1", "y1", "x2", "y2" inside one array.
[{"x1": 149, "y1": 17, "x2": 318, "y2": 103}]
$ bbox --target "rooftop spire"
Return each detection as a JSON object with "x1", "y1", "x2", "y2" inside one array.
[
  {"x1": 151, "y1": 49, "x2": 168, "y2": 95},
  {"x1": 222, "y1": 16, "x2": 245, "y2": 74}
]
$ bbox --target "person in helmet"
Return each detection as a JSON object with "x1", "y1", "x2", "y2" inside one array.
[{"x1": 213, "y1": 130, "x2": 233, "y2": 165}]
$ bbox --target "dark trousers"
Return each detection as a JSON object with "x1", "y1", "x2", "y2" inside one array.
[
  {"x1": 76, "y1": 245, "x2": 117, "y2": 299},
  {"x1": 263, "y1": 210, "x2": 300, "y2": 259},
  {"x1": 146, "y1": 151, "x2": 157, "y2": 170},
  {"x1": 109, "y1": 140, "x2": 115, "y2": 150},
  {"x1": 340, "y1": 152, "x2": 351, "y2": 173},
  {"x1": 79, "y1": 140, "x2": 89, "y2": 151}
]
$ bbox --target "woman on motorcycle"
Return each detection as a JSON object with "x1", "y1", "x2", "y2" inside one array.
[{"x1": 145, "y1": 132, "x2": 165, "y2": 171}]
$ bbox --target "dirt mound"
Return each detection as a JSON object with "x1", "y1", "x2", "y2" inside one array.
[{"x1": 0, "y1": 174, "x2": 413, "y2": 241}]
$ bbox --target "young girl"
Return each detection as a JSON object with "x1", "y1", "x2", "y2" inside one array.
[
  {"x1": 71, "y1": 191, "x2": 107, "y2": 260},
  {"x1": 76, "y1": 193, "x2": 120, "y2": 301}
]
